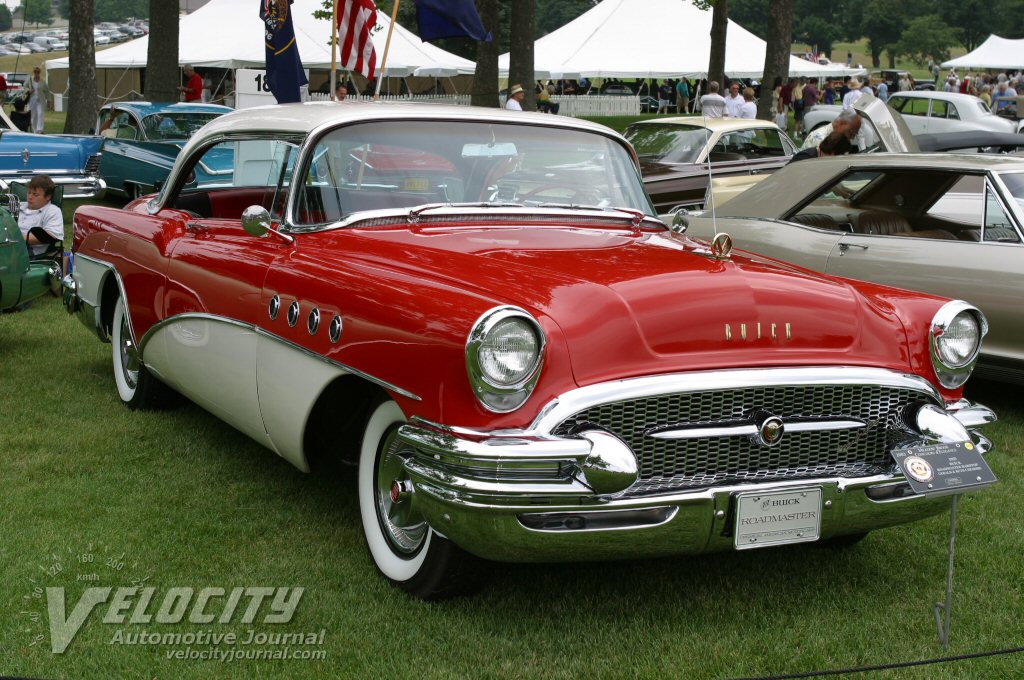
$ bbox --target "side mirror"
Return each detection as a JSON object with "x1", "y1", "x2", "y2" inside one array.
[
  {"x1": 670, "y1": 211, "x2": 689, "y2": 234},
  {"x1": 241, "y1": 205, "x2": 272, "y2": 237},
  {"x1": 241, "y1": 205, "x2": 294, "y2": 244}
]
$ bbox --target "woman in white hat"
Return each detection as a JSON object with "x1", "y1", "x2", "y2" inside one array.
[
  {"x1": 842, "y1": 77, "x2": 864, "y2": 110},
  {"x1": 506, "y1": 84, "x2": 525, "y2": 111}
]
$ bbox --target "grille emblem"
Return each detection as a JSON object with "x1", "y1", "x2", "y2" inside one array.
[
  {"x1": 755, "y1": 415, "x2": 785, "y2": 447},
  {"x1": 22, "y1": 149, "x2": 30, "y2": 165},
  {"x1": 711, "y1": 232, "x2": 733, "y2": 259}
]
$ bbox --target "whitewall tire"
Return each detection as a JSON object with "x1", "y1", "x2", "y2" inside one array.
[
  {"x1": 358, "y1": 398, "x2": 481, "y2": 598},
  {"x1": 111, "y1": 298, "x2": 172, "y2": 410}
]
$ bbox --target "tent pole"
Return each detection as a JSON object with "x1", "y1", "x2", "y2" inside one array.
[
  {"x1": 330, "y1": 0, "x2": 339, "y2": 98},
  {"x1": 374, "y1": 0, "x2": 401, "y2": 100}
]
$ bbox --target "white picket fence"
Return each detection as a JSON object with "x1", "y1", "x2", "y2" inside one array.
[{"x1": 308, "y1": 91, "x2": 641, "y2": 116}]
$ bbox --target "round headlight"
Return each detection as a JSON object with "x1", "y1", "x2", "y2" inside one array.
[
  {"x1": 936, "y1": 311, "x2": 980, "y2": 368},
  {"x1": 467, "y1": 307, "x2": 547, "y2": 413},
  {"x1": 929, "y1": 301, "x2": 987, "y2": 389},
  {"x1": 478, "y1": 317, "x2": 540, "y2": 387}
]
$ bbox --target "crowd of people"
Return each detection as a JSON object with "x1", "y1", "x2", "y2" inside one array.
[{"x1": 937, "y1": 68, "x2": 1024, "y2": 111}]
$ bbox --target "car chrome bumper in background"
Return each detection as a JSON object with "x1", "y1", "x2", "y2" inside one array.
[
  {"x1": 0, "y1": 174, "x2": 106, "y2": 200},
  {"x1": 396, "y1": 393, "x2": 995, "y2": 562}
]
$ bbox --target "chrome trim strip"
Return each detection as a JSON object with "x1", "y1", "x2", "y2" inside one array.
[
  {"x1": 648, "y1": 419, "x2": 867, "y2": 440},
  {"x1": 134, "y1": 311, "x2": 421, "y2": 401},
  {"x1": 528, "y1": 367, "x2": 943, "y2": 436}
]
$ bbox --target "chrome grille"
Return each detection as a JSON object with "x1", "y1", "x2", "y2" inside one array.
[
  {"x1": 84, "y1": 153, "x2": 102, "y2": 175},
  {"x1": 553, "y1": 384, "x2": 929, "y2": 497}
]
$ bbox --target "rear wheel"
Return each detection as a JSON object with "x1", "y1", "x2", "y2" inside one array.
[
  {"x1": 357, "y1": 398, "x2": 481, "y2": 599},
  {"x1": 111, "y1": 298, "x2": 173, "y2": 409}
]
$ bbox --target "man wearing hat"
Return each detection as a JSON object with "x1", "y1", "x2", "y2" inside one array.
[
  {"x1": 842, "y1": 78, "x2": 864, "y2": 110},
  {"x1": 506, "y1": 84, "x2": 525, "y2": 111}
]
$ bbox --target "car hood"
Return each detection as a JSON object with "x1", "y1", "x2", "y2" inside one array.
[
  {"x1": 339, "y1": 223, "x2": 911, "y2": 386},
  {"x1": 854, "y1": 93, "x2": 920, "y2": 153},
  {"x1": 1, "y1": 132, "x2": 103, "y2": 172}
]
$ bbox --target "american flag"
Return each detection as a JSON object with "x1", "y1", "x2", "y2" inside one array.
[{"x1": 337, "y1": 0, "x2": 378, "y2": 80}]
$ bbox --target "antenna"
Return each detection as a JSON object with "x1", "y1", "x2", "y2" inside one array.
[{"x1": 703, "y1": 103, "x2": 718, "y2": 239}]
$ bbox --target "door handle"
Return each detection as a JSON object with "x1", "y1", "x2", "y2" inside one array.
[
  {"x1": 838, "y1": 243, "x2": 868, "y2": 255},
  {"x1": 186, "y1": 221, "x2": 208, "y2": 233},
  {"x1": 750, "y1": 169, "x2": 762, "y2": 175}
]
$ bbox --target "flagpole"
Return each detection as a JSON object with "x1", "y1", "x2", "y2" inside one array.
[
  {"x1": 330, "y1": 0, "x2": 339, "y2": 98},
  {"x1": 373, "y1": 0, "x2": 401, "y2": 100}
]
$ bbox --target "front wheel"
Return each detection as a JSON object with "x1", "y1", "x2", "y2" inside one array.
[
  {"x1": 111, "y1": 298, "x2": 173, "y2": 409},
  {"x1": 358, "y1": 398, "x2": 481, "y2": 599}
]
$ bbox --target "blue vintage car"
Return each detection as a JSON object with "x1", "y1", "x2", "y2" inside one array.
[
  {"x1": 95, "y1": 102, "x2": 233, "y2": 199},
  {"x1": 0, "y1": 109, "x2": 105, "y2": 199}
]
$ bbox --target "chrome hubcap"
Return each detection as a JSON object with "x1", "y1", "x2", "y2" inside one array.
[
  {"x1": 119, "y1": 314, "x2": 140, "y2": 389},
  {"x1": 375, "y1": 428, "x2": 426, "y2": 555}
]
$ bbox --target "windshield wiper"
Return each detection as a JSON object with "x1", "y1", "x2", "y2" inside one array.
[
  {"x1": 534, "y1": 203, "x2": 651, "y2": 224},
  {"x1": 407, "y1": 201, "x2": 526, "y2": 221}
]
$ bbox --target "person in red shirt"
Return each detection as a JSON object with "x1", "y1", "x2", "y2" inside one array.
[{"x1": 178, "y1": 64, "x2": 203, "y2": 102}]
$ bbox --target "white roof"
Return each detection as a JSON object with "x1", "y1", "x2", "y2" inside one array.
[
  {"x1": 498, "y1": 0, "x2": 866, "y2": 79},
  {"x1": 46, "y1": 0, "x2": 474, "y2": 76},
  {"x1": 942, "y1": 35, "x2": 1024, "y2": 70}
]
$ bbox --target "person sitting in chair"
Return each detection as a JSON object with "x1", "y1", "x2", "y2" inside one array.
[
  {"x1": 10, "y1": 97, "x2": 31, "y2": 132},
  {"x1": 18, "y1": 174, "x2": 63, "y2": 257}
]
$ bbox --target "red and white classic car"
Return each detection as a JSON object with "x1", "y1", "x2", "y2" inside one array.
[{"x1": 65, "y1": 102, "x2": 994, "y2": 598}]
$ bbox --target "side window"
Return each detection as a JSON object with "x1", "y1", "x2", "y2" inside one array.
[
  {"x1": 931, "y1": 100, "x2": 949, "y2": 119},
  {"x1": 984, "y1": 185, "x2": 1020, "y2": 242},
  {"x1": 947, "y1": 102, "x2": 960, "y2": 120},
  {"x1": 749, "y1": 128, "x2": 786, "y2": 157},
  {"x1": 170, "y1": 139, "x2": 298, "y2": 219},
  {"x1": 113, "y1": 113, "x2": 139, "y2": 140},
  {"x1": 896, "y1": 98, "x2": 928, "y2": 116},
  {"x1": 927, "y1": 174, "x2": 983, "y2": 225},
  {"x1": 788, "y1": 170, "x2": 885, "y2": 231}
]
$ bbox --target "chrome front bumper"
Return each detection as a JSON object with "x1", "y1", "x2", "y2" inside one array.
[{"x1": 397, "y1": 399, "x2": 995, "y2": 562}]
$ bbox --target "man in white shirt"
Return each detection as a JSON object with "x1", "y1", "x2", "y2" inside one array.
[
  {"x1": 505, "y1": 84, "x2": 525, "y2": 111},
  {"x1": 723, "y1": 81, "x2": 744, "y2": 117},
  {"x1": 19, "y1": 174, "x2": 63, "y2": 256},
  {"x1": 842, "y1": 78, "x2": 864, "y2": 110},
  {"x1": 699, "y1": 81, "x2": 727, "y2": 118}
]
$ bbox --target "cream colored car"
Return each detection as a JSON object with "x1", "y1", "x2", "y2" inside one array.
[{"x1": 685, "y1": 153, "x2": 1024, "y2": 382}]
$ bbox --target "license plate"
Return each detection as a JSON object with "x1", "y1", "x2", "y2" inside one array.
[{"x1": 734, "y1": 487, "x2": 822, "y2": 550}]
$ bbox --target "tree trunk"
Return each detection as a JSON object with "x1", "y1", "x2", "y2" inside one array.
[
  {"x1": 707, "y1": 0, "x2": 728, "y2": 88},
  {"x1": 508, "y1": 0, "x2": 535, "y2": 111},
  {"x1": 757, "y1": 0, "x2": 792, "y2": 120},
  {"x1": 471, "y1": 0, "x2": 499, "y2": 107},
  {"x1": 63, "y1": 0, "x2": 97, "y2": 133},
  {"x1": 146, "y1": 0, "x2": 179, "y2": 102}
]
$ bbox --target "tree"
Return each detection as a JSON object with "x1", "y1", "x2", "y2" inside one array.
[
  {"x1": 508, "y1": 0, "x2": 534, "y2": 111},
  {"x1": 471, "y1": 0, "x2": 500, "y2": 107},
  {"x1": 64, "y1": 0, "x2": 98, "y2": 134},
  {"x1": 0, "y1": 5, "x2": 12, "y2": 31},
  {"x1": 707, "y1": 0, "x2": 728, "y2": 89},
  {"x1": 21, "y1": 0, "x2": 53, "y2": 26},
  {"x1": 894, "y1": 15, "x2": 960, "y2": 66},
  {"x1": 145, "y1": 0, "x2": 179, "y2": 103},
  {"x1": 758, "y1": 0, "x2": 792, "y2": 121},
  {"x1": 96, "y1": 0, "x2": 149, "y2": 22},
  {"x1": 536, "y1": 0, "x2": 595, "y2": 37}
]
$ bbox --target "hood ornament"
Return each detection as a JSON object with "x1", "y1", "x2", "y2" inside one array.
[{"x1": 710, "y1": 232, "x2": 732, "y2": 259}]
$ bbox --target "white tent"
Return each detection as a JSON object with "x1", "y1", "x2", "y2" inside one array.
[
  {"x1": 942, "y1": 35, "x2": 1024, "y2": 70},
  {"x1": 498, "y1": 0, "x2": 863, "y2": 80},
  {"x1": 45, "y1": 0, "x2": 475, "y2": 77}
]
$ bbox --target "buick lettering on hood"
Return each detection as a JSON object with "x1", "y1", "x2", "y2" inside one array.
[{"x1": 64, "y1": 102, "x2": 995, "y2": 598}]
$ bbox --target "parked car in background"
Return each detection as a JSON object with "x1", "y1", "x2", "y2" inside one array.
[
  {"x1": 1, "y1": 201, "x2": 61, "y2": 312},
  {"x1": 625, "y1": 117, "x2": 797, "y2": 213},
  {"x1": 65, "y1": 101, "x2": 993, "y2": 597},
  {"x1": 0, "y1": 108, "x2": 106, "y2": 198},
  {"x1": 686, "y1": 151, "x2": 1024, "y2": 383},
  {"x1": 95, "y1": 101, "x2": 233, "y2": 199},
  {"x1": 804, "y1": 91, "x2": 1017, "y2": 136}
]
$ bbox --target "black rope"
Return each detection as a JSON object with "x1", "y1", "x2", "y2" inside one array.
[{"x1": 729, "y1": 645, "x2": 1024, "y2": 679}]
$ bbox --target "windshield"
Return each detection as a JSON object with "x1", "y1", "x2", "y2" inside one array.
[
  {"x1": 624, "y1": 124, "x2": 710, "y2": 164},
  {"x1": 296, "y1": 120, "x2": 652, "y2": 224},
  {"x1": 142, "y1": 112, "x2": 222, "y2": 141}
]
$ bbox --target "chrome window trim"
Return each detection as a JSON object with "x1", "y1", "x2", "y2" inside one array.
[
  {"x1": 133, "y1": 312, "x2": 421, "y2": 401},
  {"x1": 528, "y1": 367, "x2": 943, "y2": 436}
]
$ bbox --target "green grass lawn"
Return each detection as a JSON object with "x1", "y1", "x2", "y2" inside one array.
[{"x1": 0, "y1": 201, "x2": 1022, "y2": 678}]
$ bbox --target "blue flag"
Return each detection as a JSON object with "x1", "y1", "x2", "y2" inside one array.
[
  {"x1": 260, "y1": 0, "x2": 308, "y2": 104},
  {"x1": 414, "y1": 0, "x2": 492, "y2": 42}
]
